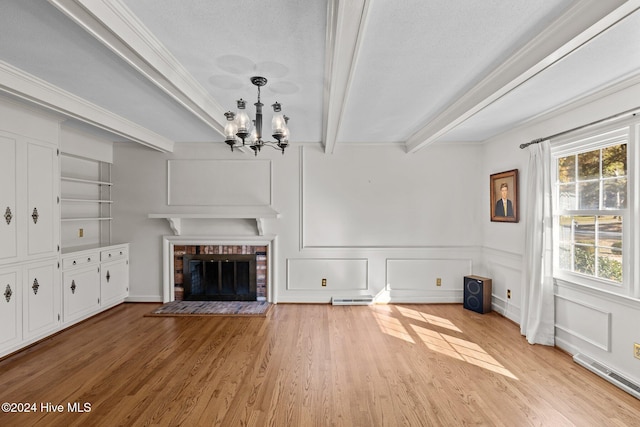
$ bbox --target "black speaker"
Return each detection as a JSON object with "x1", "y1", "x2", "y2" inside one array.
[{"x1": 463, "y1": 275, "x2": 492, "y2": 314}]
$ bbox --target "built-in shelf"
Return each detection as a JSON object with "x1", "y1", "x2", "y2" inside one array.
[
  {"x1": 61, "y1": 217, "x2": 113, "y2": 222},
  {"x1": 60, "y1": 152, "x2": 113, "y2": 249},
  {"x1": 149, "y1": 206, "x2": 280, "y2": 236},
  {"x1": 61, "y1": 176, "x2": 112, "y2": 186},
  {"x1": 61, "y1": 198, "x2": 113, "y2": 203}
]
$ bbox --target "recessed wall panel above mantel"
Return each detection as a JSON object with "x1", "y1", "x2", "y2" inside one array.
[{"x1": 167, "y1": 159, "x2": 272, "y2": 206}]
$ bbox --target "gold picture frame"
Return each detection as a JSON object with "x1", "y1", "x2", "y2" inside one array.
[{"x1": 490, "y1": 169, "x2": 519, "y2": 223}]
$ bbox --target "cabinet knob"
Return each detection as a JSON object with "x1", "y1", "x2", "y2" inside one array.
[
  {"x1": 106, "y1": 271, "x2": 111, "y2": 283},
  {"x1": 4, "y1": 206, "x2": 12, "y2": 225},
  {"x1": 4, "y1": 284, "x2": 12, "y2": 302},
  {"x1": 32, "y1": 278, "x2": 39, "y2": 295},
  {"x1": 31, "y1": 207, "x2": 39, "y2": 224},
  {"x1": 88, "y1": 257, "x2": 91, "y2": 262},
  {"x1": 109, "y1": 253, "x2": 112, "y2": 258},
  {"x1": 71, "y1": 280, "x2": 76, "y2": 294},
  {"x1": 73, "y1": 260, "x2": 77, "y2": 265}
]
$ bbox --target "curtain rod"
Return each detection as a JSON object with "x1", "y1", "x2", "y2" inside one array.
[{"x1": 519, "y1": 107, "x2": 640, "y2": 149}]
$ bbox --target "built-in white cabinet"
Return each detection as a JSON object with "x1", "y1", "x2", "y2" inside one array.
[
  {"x1": 23, "y1": 259, "x2": 61, "y2": 340},
  {"x1": 0, "y1": 99, "x2": 130, "y2": 359},
  {"x1": 0, "y1": 132, "x2": 59, "y2": 264},
  {"x1": 0, "y1": 99, "x2": 62, "y2": 359},
  {"x1": 0, "y1": 135, "x2": 17, "y2": 261},
  {"x1": 62, "y1": 244, "x2": 129, "y2": 326},
  {"x1": 0, "y1": 266, "x2": 20, "y2": 350},
  {"x1": 1, "y1": 259, "x2": 63, "y2": 353},
  {"x1": 62, "y1": 250, "x2": 100, "y2": 324},
  {"x1": 100, "y1": 246, "x2": 129, "y2": 307}
]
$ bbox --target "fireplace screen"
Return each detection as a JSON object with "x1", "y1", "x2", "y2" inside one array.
[{"x1": 183, "y1": 254, "x2": 257, "y2": 301}]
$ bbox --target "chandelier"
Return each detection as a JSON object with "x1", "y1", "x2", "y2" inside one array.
[{"x1": 223, "y1": 76, "x2": 290, "y2": 155}]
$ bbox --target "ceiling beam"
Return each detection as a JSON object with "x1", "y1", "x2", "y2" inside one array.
[
  {"x1": 0, "y1": 61, "x2": 174, "y2": 152},
  {"x1": 406, "y1": 0, "x2": 640, "y2": 153},
  {"x1": 322, "y1": 0, "x2": 370, "y2": 154},
  {"x1": 48, "y1": 0, "x2": 227, "y2": 137}
]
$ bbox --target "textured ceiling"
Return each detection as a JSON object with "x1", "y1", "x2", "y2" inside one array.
[{"x1": 0, "y1": 0, "x2": 638, "y2": 153}]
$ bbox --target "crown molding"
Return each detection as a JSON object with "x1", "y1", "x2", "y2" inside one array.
[
  {"x1": 48, "y1": 0, "x2": 226, "y2": 136},
  {"x1": 405, "y1": 0, "x2": 640, "y2": 153},
  {"x1": 0, "y1": 60, "x2": 174, "y2": 152}
]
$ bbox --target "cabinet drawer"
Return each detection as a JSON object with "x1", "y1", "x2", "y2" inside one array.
[
  {"x1": 101, "y1": 247, "x2": 127, "y2": 262},
  {"x1": 62, "y1": 252, "x2": 99, "y2": 270}
]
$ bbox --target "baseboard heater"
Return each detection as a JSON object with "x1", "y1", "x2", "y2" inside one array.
[
  {"x1": 331, "y1": 296, "x2": 374, "y2": 306},
  {"x1": 573, "y1": 353, "x2": 640, "y2": 400}
]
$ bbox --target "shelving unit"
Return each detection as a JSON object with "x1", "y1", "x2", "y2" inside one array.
[{"x1": 60, "y1": 153, "x2": 112, "y2": 250}]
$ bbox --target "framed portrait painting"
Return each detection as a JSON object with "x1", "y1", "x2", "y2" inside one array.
[{"x1": 490, "y1": 169, "x2": 519, "y2": 223}]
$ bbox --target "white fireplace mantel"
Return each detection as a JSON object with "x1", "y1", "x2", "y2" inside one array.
[
  {"x1": 161, "y1": 234, "x2": 278, "y2": 303},
  {"x1": 149, "y1": 206, "x2": 280, "y2": 236}
]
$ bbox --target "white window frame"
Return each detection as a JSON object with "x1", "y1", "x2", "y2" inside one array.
[{"x1": 551, "y1": 120, "x2": 638, "y2": 299}]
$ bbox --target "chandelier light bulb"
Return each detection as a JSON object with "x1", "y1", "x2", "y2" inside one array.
[
  {"x1": 235, "y1": 99, "x2": 251, "y2": 142},
  {"x1": 224, "y1": 121, "x2": 238, "y2": 138},
  {"x1": 271, "y1": 113, "x2": 286, "y2": 140},
  {"x1": 223, "y1": 111, "x2": 239, "y2": 150}
]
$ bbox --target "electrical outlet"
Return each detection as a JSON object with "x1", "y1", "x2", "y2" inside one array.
[
  {"x1": 322, "y1": 278, "x2": 327, "y2": 287},
  {"x1": 634, "y1": 343, "x2": 640, "y2": 360},
  {"x1": 436, "y1": 278, "x2": 442, "y2": 286},
  {"x1": 78, "y1": 228, "x2": 84, "y2": 238},
  {"x1": 507, "y1": 289, "x2": 511, "y2": 299}
]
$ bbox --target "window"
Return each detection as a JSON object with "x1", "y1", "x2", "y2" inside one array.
[{"x1": 553, "y1": 127, "x2": 629, "y2": 288}]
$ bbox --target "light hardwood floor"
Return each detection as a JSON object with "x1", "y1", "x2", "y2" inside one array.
[{"x1": 0, "y1": 303, "x2": 638, "y2": 426}]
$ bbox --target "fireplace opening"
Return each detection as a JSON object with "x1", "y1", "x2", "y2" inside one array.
[
  {"x1": 183, "y1": 254, "x2": 256, "y2": 301},
  {"x1": 174, "y1": 245, "x2": 268, "y2": 302}
]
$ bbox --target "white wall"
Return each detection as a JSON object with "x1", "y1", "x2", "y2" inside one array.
[
  {"x1": 112, "y1": 141, "x2": 484, "y2": 304},
  {"x1": 481, "y1": 79, "x2": 640, "y2": 386}
]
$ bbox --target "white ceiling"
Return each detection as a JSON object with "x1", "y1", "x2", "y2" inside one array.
[{"x1": 0, "y1": 0, "x2": 638, "y2": 154}]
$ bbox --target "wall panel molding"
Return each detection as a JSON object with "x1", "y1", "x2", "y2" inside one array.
[
  {"x1": 286, "y1": 258, "x2": 368, "y2": 291},
  {"x1": 386, "y1": 257, "x2": 472, "y2": 303},
  {"x1": 167, "y1": 159, "x2": 272, "y2": 206},
  {"x1": 555, "y1": 294, "x2": 612, "y2": 351}
]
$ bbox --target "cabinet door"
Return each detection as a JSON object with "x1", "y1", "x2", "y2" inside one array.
[
  {"x1": 63, "y1": 266, "x2": 100, "y2": 324},
  {"x1": 0, "y1": 268, "x2": 21, "y2": 349},
  {"x1": 0, "y1": 135, "x2": 17, "y2": 261},
  {"x1": 101, "y1": 259, "x2": 129, "y2": 306},
  {"x1": 27, "y1": 142, "x2": 58, "y2": 257},
  {"x1": 24, "y1": 260, "x2": 59, "y2": 339}
]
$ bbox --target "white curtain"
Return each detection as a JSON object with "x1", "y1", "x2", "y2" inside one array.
[{"x1": 520, "y1": 139, "x2": 555, "y2": 345}]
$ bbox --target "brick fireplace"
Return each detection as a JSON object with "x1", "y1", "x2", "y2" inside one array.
[{"x1": 173, "y1": 245, "x2": 268, "y2": 301}]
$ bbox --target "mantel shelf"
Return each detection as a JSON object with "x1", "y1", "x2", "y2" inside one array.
[{"x1": 148, "y1": 207, "x2": 280, "y2": 236}]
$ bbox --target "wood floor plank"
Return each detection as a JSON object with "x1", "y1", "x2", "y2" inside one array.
[{"x1": 0, "y1": 302, "x2": 638, "y2": 426}]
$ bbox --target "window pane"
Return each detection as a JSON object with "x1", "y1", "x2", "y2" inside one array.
[
  {"x1": 558, "y1": 184, "x2": 575, "y2": 210},
  {"x1": 602, "y1": 144, "x2": 626, "y2": 178},
  {"x1": 558, "y1": 244, "x2": 571, "y2": 270},
  {"x1": 578, "y1": 182, "x2": 599, "y2": 210},
  {"x1": 598, "y1": 248, "x2": 622, "y2": 282},
  {"x1": 577, "y1": 150, "x2": 600, "y2": 181},
  {"x1": 574, "y1": 216, "x2": 595, "y2": 245},
  {"x1": 597, "y1": 216, "x2": 622, "y2": 251},
  {"x1": 574, "y1": 245, "x2": 595, "y2": 276},
  {"x1": 603, "y1": 178, "x2": 626, "y2": 209},
  {"x1": 558, "y1": 216, "x2": 572, "y2": 242},
  {"x1": 558, "y1": 155, "x2": 575, "y2": 183}
]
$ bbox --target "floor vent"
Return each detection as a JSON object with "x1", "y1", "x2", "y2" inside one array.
[
  {"x1": 331, "y1": 296, "x2": 374, "y2": 306},
  {"x1": 573, "y1": 353, "x2": 640, "y2": 400}
]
